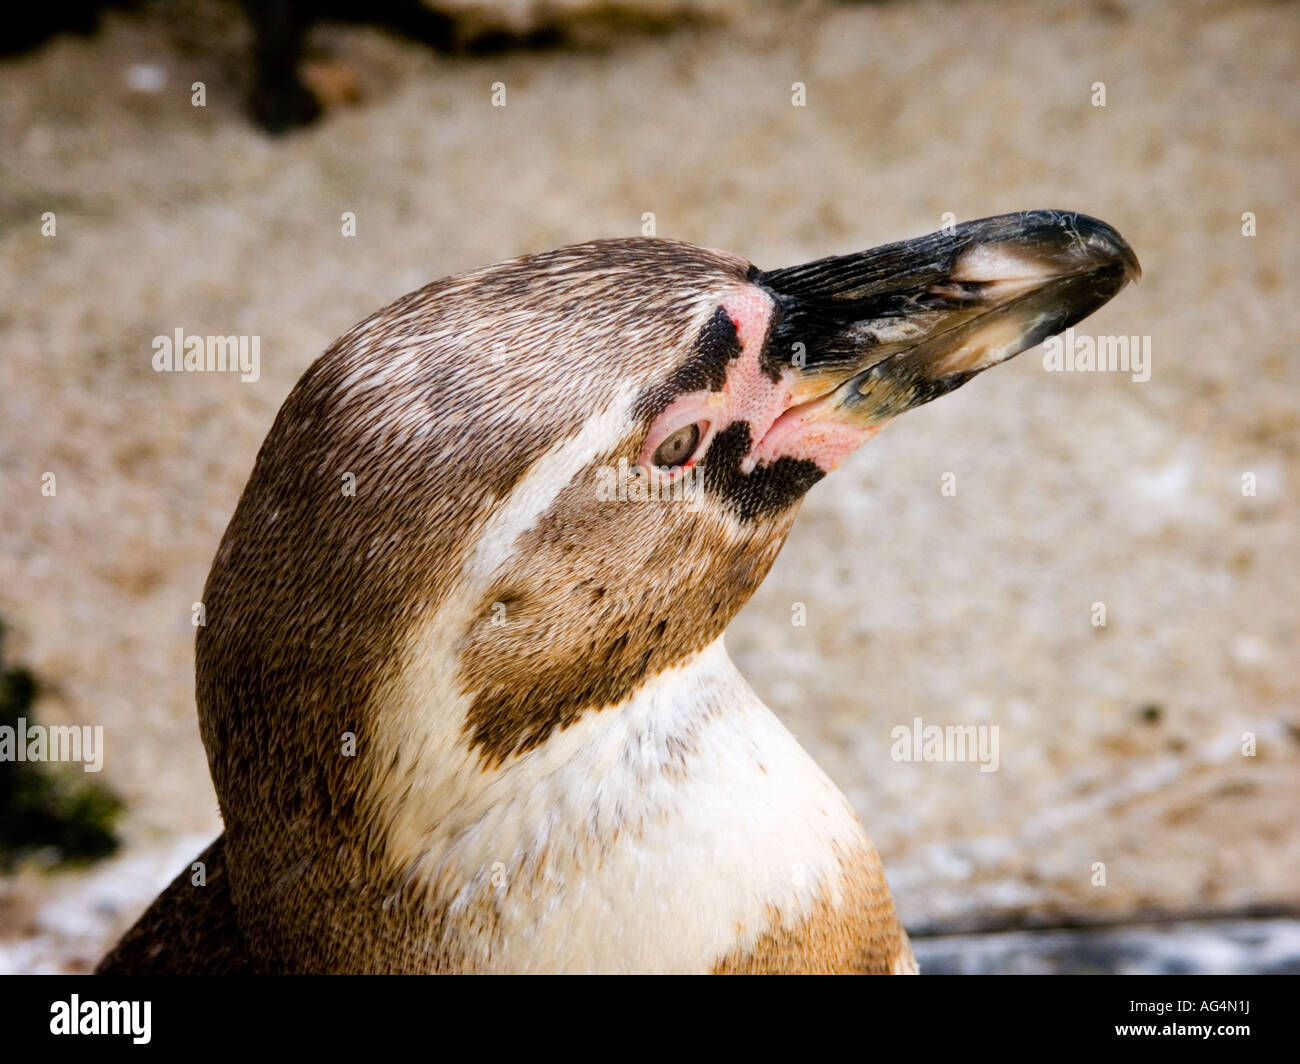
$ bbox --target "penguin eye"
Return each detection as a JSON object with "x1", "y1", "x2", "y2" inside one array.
[{"x1": 652, "y1": 422, "x2": 703, "y2": 468}]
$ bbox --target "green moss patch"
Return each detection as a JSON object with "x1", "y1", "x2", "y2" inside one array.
[{"x1": 0, "y1": 621, "x2": 122, "y2": 871}]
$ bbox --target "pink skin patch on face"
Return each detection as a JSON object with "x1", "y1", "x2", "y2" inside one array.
[
  {"x1": 749, "y1": 403, "x2": 879, "y2": 473},
  {"x1": 638, "y1": 286, "x2": 878, "y2": 478}
]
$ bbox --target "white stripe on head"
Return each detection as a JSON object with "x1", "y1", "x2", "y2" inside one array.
[{"x1": 463, "y1": 382, "x2": 639, "y2": 584}]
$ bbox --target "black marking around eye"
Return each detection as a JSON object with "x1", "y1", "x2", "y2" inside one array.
[
  {"x1": 702, "y1": 421, "x2": 824, "y2": 521},
  {"x1": 634, "y1": 306, "x2": 742, "y2": 421}
]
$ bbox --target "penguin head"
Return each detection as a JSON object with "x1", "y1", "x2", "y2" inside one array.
[
  {"x1": 439, "y1": 212, "x2": 1139, "y2": 764},
  {"x1": 199, "y1": 211, "x2": 1137, "y2": 806}
]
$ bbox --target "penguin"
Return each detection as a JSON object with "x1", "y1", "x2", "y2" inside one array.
[{"x1": 98, "y1": 211, "x2": 1138, "y2": 974}]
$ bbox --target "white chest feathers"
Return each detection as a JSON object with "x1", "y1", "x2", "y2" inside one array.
[{"x1": 376, "y1": 637, "x2": 875, "y2": 973}]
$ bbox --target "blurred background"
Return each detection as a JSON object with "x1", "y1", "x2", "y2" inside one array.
[{"x1": 0, "y1": 0, "x2": 1296, "y2": 974}]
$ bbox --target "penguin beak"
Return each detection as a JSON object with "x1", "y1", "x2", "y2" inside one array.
[{"x1": 754, "y1": 210, "x2": 1141, "y2": 427}]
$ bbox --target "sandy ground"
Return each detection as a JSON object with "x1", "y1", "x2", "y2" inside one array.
[{"x1": 0, "y1": 0, "x2": 1297, "y2": 971}]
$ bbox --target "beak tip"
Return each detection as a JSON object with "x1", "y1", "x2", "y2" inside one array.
[
  {"x1": 1069, "y1": 211, "x2": 1142, "y2": 283},
  {"x1": 1123, "y1": 247, "x2": 1143, "y2": 284},
  {"x1": 1091, "y1": 219, "x2": 1142, "y2": 284}
]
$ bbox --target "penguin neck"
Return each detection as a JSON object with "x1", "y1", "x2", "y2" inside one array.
[
  {"x1": 375, "y1": 635, "x2": 785, "y2": 865},
  {"x1": 364, "y1": 634, "x2": 875, "y2": 971}
]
